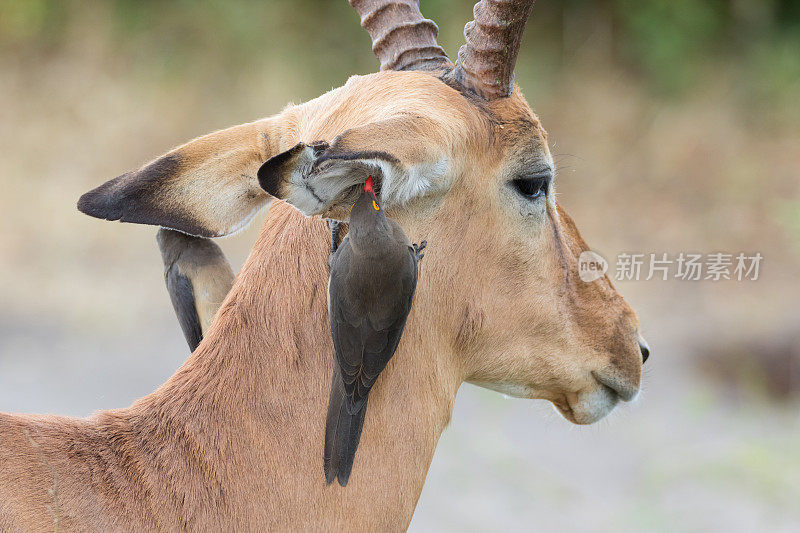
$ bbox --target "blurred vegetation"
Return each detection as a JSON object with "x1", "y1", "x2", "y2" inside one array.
[{"x1": 1, "y1": 0, "x2": 798, "y2": 106}]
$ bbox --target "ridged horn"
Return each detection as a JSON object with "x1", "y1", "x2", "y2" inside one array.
[
  {"x1": 448, "y1": 0, "x2": 536, "y2": 100},
  {"x1": 349, "y1": 0, "x2": 452, "y2": 71}
]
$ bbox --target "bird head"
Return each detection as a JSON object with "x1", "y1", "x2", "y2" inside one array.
[
  {"x1": 363, "y1": 175, "x2": 378, "y2": 204},
  {"x1": 349, "y1": 176, "x2": 387, "y2": 236},
  {"x1": 351, "y1": 176, "x2": 381, "y2": 217}
]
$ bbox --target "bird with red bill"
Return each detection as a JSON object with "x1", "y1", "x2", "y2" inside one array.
[{"x1": 324, "y1": 175, "x2": 426, "y2": 486}]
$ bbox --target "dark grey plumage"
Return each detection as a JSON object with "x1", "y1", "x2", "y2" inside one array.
[
  {"x1": 166, "y1": 265, "x2": 203, "y2": 351},
  {"x1": 324, "y1": 178, "x2": 425, "y2": 486},
  {"x1": 157, "y1": 228, "x2": 235, "y2": 352}
]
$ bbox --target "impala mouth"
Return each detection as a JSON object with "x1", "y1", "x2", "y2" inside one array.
[
  {"x1": 471, "y1": 373, "x2": 638, "y2": 426},
  {"x1": 552, "y1": 397, "x2": 575, "y2": 421},
  {"x1": 591, "y1": 370, "x2": 640, "y2": 402},
  {"x1": 555, "y1": 394, "x2": 616, "y2": 425},
  {"x1": 553, "y1": 376, "x2": 633, "y2": 425}
]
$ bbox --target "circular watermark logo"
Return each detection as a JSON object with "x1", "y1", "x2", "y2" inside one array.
[{"x1": 578, "y1": 250, "x2": 608, "y2": 282}]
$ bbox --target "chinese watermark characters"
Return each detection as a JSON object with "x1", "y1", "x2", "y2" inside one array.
[{"x1": 578, "y1": 251, "x2": 763, "y2": 282}]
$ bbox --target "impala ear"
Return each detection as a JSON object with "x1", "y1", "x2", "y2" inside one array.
[
  {"x1": 258, "y1": 119, "x2": 449, "y2": 218},
  {"x1": 78, "y1": 121, "x2": 272, "y2": 237},
  {"x1": 258, "y1": 141, "x2": 395, "y2": 218},
  {"x1": 257, "y1": 141, "x2": 330, "y2": 207}
]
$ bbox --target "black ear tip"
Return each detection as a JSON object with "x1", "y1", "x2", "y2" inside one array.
[
  {"x1": 77, "y1": 190, "x2": 100, "y2": 216},
  {"x1": 77, "y1": 178, "x2": 124, "y2": 221},
  {"x1": 76, "y1": 193, "x2": 91, "y2": 215}
]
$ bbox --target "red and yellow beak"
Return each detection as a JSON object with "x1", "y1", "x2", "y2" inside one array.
[{"x1": 365, "y1": 175, "x2": 379, "y2": 210}]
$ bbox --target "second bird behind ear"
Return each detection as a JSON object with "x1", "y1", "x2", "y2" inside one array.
[{"x1": 157, "y1": 229, "x2": 236, "y2": 352}]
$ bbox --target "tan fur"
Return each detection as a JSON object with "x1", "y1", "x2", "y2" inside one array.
[
  {"x1": 3, "y1": 70, "x2": 644, "y2": 529},
  {"x1": 181, "y1": 255, "x2": 235, "y2": 334}
]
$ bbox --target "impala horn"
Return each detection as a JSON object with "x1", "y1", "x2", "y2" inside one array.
[
  {"x1": 448, "y1": 0, "x2": 536, "y2": 100},
  {"x1": 349, "y1": 0, "x2": 452, "y2": 71}
]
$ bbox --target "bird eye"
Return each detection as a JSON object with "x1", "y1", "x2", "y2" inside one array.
[{"x1": 512, "y1": 175, "x2": 550, "y2": 200}]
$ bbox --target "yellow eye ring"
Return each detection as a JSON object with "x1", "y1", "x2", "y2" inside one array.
[{"x1": 372, "y1": 200, "x2": 380, "y2": 211}]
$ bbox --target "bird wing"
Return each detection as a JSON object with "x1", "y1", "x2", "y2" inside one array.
[
  {"x1": 328, "y1": 244, "x2": 418, "y2": 414},
  {"x1": 165, "y1": 263, "x2": 204, "y2": 352}
]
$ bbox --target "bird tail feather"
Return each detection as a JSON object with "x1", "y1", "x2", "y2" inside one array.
[{"x1": 324, "y1": 367, "x2": 368, "y2": 486}]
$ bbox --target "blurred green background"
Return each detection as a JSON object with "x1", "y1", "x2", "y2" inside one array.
[{"x1": 0, "y1": 1, "x2": 798, "y2": 531}]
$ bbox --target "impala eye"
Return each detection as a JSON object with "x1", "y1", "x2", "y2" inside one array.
[{"x1": 512, "y1": 175, "x2": 550, "y2": 200}]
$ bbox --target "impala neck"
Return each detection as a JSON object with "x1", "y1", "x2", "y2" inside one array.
[{"x1": 139, "y1": 202, "x2": 461, "y2": 528}]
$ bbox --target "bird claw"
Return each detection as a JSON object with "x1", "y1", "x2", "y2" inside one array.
[
  {"x1": 413, "y1": 240, "x2": 427, "y2": 260},
  {"x1": 328, "y1": 219, "x2": 342, "y2": 254}
]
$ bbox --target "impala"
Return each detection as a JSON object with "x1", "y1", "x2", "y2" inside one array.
[{"x1": 0, "y1": 0, "x2": 649, "y2": 530}]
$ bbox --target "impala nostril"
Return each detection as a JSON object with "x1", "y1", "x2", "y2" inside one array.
[{"x1": 638, "y1": 338, "x2": 650, "y2": 364}]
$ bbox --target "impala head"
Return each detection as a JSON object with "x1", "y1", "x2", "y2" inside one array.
[{"x1": 78, "y1": 0, "x2": 647, "y2": 424}]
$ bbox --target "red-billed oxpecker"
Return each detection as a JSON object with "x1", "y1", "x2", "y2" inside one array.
[
  {"x1": 325, "y1": 176, "x2": 425, "y2": 486},
  {"x1": 156, "y1": 228, "x2": 235, "y2": 352}
]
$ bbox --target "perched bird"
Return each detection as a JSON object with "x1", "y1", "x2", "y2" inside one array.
[
  {"x1": 156, "y1": 228, "x2": 236, "y2": 352},
  {"x1": 324, "y1": 176, "x2": 425, "y2": 486}
]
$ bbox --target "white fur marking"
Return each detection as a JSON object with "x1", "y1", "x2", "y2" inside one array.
[
  {"x1": 283, "y1": 150, "x2": 451, "y2": 215},
  {"x1": 378, "y1": 157, "x2": 449, "y2": 207}
]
